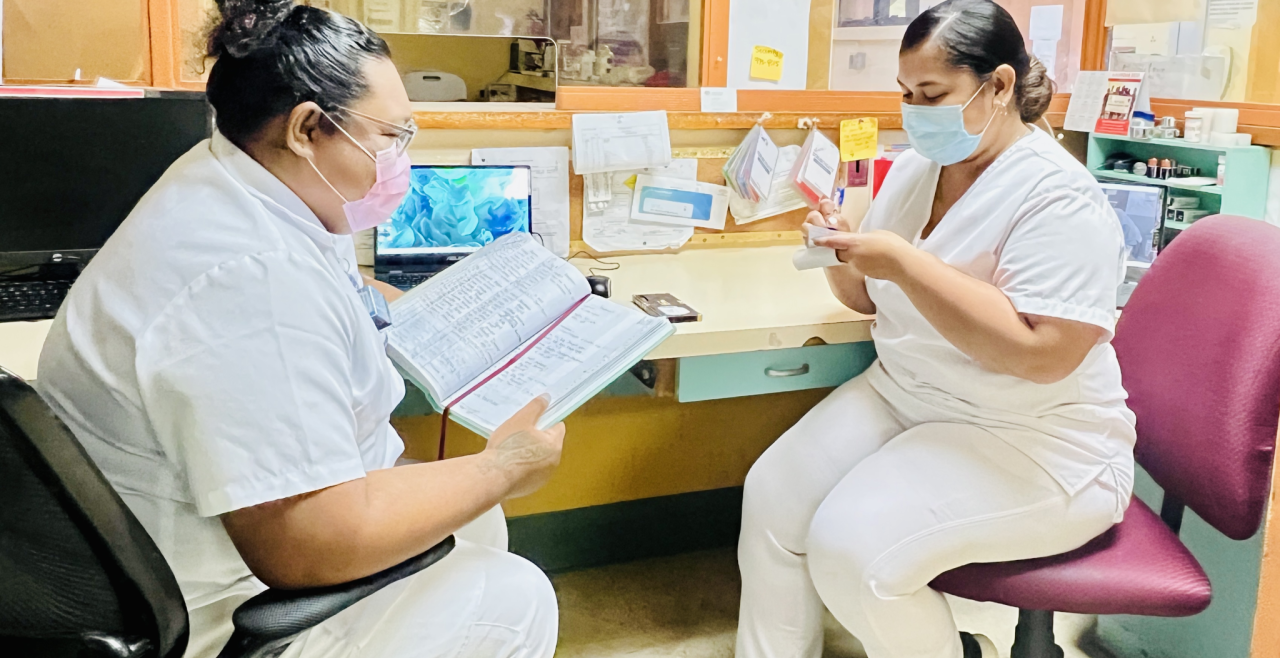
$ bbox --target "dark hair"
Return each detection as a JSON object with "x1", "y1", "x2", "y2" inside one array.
[
  {"x1": 901, "y1": 0, "x2": 1054, "y2": 124},
  {"x1": 205, "y1": 1, "x2": 392, "y2": 145}
]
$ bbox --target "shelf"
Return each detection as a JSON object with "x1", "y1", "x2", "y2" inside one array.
[
  {"x1": 1164, "y1": 220, "x2": 1196, "y2": 231},
  {"x1": 1092, "y1": 170, "x2": 1224, "y2": 195},
  {"x1": 1091, "y1": 132, "x2": 1268, "y2": 155}
]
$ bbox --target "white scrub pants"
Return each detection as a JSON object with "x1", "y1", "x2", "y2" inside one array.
[
  {"x1": 278, "y1": 506, "x2": 558, "y2": 658},
  {"x1": 736, "y1": 373, "x2": 1120, "y2": 658}
]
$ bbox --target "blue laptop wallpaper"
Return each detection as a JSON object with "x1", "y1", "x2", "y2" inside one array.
[{"x1": 377, "y1": 166, "x2": 531, "y2": 254}]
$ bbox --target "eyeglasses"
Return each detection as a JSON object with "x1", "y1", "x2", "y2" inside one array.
[{"x1": 334, "y1": 105, "x2": 418, "y2": 155}]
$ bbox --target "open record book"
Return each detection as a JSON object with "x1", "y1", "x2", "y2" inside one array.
[{"x1": 386, "y1": 233, "x2": 675, "y2": 437}]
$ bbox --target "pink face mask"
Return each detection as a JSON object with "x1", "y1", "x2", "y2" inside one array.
[{"x1": 309, "y1": 114, "x2": 412, "y2": 234}]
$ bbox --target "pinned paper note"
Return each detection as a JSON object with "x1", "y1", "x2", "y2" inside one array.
[
  {"x1": 750, "y1": 46, "x2": 784, "y2": 82},
  {"x1": 839, "y1": 118, "x2": 878, "y2": 163},
  {"x1": 700, "y1": 87, "x2": 738, "y2": 113}
]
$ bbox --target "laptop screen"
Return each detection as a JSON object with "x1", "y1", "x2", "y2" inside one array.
[
  {"x1": 376, "y1": 165, "x2": 533, "y2": 258},
  {"x1": 1098, "y1": 181, "x2": 1164, "y2": 265}
]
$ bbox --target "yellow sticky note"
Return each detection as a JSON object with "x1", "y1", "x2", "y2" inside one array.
[
  {"x1": 750, "y1": 46, "x2": 784, "y2": 82},
  {"x1": 840, "y1": 118, "x2": 878, "y2": 162}
]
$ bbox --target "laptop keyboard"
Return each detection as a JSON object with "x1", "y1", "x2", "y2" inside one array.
[
  {"x1": 386, "y1": 272, "x2": 434, "y2": 291},
  {"x1": 0, "y1": 279, "x2": 72, "y2": 322}
]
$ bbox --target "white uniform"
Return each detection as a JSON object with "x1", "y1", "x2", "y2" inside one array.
[
  {"x1": 737, "y1": 129, "x2": 1136, "y2": 658},
  {"x1": 36, "y1": 133, "x2": 557, "y2": 658}
]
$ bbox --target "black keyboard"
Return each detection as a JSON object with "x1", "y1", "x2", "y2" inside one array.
[
  {"x1": 385, "y1": 272, "x2": 434, "y2": 291},
  {"x1": 0, "y1": 279, "x2": 72, "y2": 322}
]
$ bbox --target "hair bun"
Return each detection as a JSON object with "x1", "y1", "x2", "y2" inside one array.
[
  {"x1": 1016, "y1": 55, "x2": 1056, "y2": 124},
  {"x1": 210, "y1": 0, "x2": 296, "y2": 59}
]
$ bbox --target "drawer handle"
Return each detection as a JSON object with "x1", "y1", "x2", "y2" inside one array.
[{"x1": 765, "y1": 364, "x2": 810, "y2": 378}]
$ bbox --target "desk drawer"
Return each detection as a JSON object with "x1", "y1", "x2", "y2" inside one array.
[{"x1": 677, "y1": 342, "x2": 876, "y2": 403}]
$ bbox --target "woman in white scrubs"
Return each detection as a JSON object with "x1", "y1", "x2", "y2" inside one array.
[
  {"x1": 36, "y1": 2, "x2": 562, "y2": 657},
  {"x1": 736, "y1": 2, "x2": 1135, "y2": 657}
]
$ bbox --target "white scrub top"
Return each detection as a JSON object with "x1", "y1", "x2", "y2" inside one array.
[
  {"x1": 36, "y1": 133, "x2": 406, "y2": 649},
  {"x1": 861, "y1": 129, "x2": 1136, "y2": 502}
]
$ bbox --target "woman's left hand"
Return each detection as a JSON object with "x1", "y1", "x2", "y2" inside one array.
[{"x1": 813, "y1": 230, "x2": 916, "y2": 281}]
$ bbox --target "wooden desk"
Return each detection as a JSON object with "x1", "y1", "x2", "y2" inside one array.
[
  {"x1": 571, "y1": 246, "x2": 871, "y2": 360},
  {"x1": 0, "y1": 320, "x2": 51, "y2": 380}
]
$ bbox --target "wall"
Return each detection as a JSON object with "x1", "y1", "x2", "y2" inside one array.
[{"x1": 2, "y1": 0, "x2": 152, "y2": 84}]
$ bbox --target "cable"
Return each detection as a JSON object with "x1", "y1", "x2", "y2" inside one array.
[{"x1": 568, "y1": 250, "x2": 621, "y2": 277}]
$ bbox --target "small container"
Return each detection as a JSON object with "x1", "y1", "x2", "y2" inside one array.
[
  {"x1": 1147, "y1": 157, "x2": 1159, "y2": 178},
  {"x1": 1217, "y1": 155, "x2": 1227, "y2": 186},
  {"x1": 1169, "y1": 196, "x2": 1200, "y2": 210},
  {"x1": 1184, "y1": 110, "x2": 1206, "y2": 142},
  {"x1": 1132, "y1": 161, "x2": 1148, "y2": 177},
  {"x1": 1160, "y1": 158, "x2": 1173, "y2": 179}
]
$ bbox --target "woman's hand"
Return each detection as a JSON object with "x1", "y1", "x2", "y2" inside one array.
[
  {"x1": 803, "y1": 198, "x2": 851, "y2": 232},
  {"x1": 814, "y1": 230, "x2": 915, "y2": 281},
  {"x1": 483, "y1": 395, "x2": 565, "y2": 499}
]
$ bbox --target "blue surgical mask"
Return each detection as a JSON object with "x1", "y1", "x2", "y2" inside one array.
[{"x1": 901, "y1": 83, "x2": 997, "y2": 166}]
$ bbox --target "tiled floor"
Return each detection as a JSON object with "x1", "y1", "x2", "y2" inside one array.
[{"x1": 552, "y1": 548, "x2": 1112, "y2": 658}]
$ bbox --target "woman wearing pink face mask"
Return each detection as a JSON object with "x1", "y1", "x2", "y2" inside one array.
[{"x1": 34, "y1": 2, "x2": 563, "y2": 657}]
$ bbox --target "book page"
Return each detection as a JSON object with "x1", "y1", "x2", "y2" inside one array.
[
  {"x1": 450, "y1": 295, "x2": 667, "y2": 432},
  {"x1": 386, "y1": 234, "x2": 588, "y2": 399}
]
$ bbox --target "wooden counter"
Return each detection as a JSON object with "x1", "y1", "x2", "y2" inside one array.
[{"x1": 571, "y1": 245, "x2": 871, "y2": 360}]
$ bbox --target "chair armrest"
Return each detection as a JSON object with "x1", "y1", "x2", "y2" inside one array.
[{"x1": 216, "y1": 536, "x2": 455, "y2": 658}]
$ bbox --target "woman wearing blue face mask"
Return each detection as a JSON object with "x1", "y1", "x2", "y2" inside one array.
[{"x1": 736, "y1": 2, "x2": 1134, "y2": 658}]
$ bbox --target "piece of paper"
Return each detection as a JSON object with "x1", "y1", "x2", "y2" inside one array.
[
  {"x1": 1208, "y1": 0, "x2": 1258, "y2": 28},
  {"x1": 793, "y1": 226, "x2": 841, "y2": 270},
  {"x1": 701, "y1": 87, "x2": 738, "y2": 113},
  {"x1": 748, "y1": 128, "x2": 780, "y2": 201},
  {"x1": 1029, "y1": 5, "x2": 1064, "y2": 41},
  {"x1": 472, "y1": 147, "x2": 571, "y2": 258},
  {"x1": 1097, "y1": 73, "x2": 1145, "y2": 135},
  {"x1": 1032, "y1": 40, "x2": 1058, "y2": 80},
  {"x1": 750, "y1": 46, "x2": 784, "y2": 82},
  {"x1": 1063, "y1": 71, "x2": 1110, "y2": 132},
  {"x1": 582, "y1": 159, "x2": 697, "y2": 252},
  {"x1": 386, "y1": 233, "x2": 587, "y2": 401},
  {"x1": 450, "y1": 294, "x2": 670, "y2": 434},
  {"x1": 731, "y1": 145, "x2": 806, "y2": 224},
  {"x1": 572, "y1": 110, "x2": 673, "y2": 175},
  {"x1": 794, "y1": 131, "x2": 841, "y2": 205},
  {"x1": 839, "y1": 118, "x2": 878, "y2": 163},
  {"x1": 630, "y1": 175, "x2": 731, "y2": 231}
]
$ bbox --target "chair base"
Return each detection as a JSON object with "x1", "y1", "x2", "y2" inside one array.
[{"x1": 1010, "y1": 610, "x2": 1064, "y2": 658}]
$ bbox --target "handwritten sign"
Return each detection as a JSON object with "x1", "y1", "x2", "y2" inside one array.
[
  {"x1": 750, "y1": 46, "x2": 784, "y2": 82},
  {"x1": 839, "y1": 118, "x2": 878, "y2": 162}
]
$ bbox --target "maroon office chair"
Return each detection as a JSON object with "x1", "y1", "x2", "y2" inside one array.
[{"x1": 933, "y1": 215, "x2": 1280, "y2": 658}]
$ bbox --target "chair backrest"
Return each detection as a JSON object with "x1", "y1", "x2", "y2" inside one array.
[
  {"x1": 1114, "y1": 215, "x2": 1280, "y2": 541},
  {"x1": 0, "y1": 367, "x2": 187, "y2": 657}
]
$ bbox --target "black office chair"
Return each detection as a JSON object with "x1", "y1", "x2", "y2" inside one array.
[{"x1": 0, "y1": 366, "x2": 455, "y2": 658}]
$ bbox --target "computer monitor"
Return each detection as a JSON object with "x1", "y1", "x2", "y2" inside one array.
[
  {"x1": 1098, "y1": 180, "x2": 1164, "y2": 265},
  {"x1": 0, "y1": 94, "x2": 213, "y2": 269},
  {"x1": 375, "y1": 165, "x2": 533, "y2": 268}
]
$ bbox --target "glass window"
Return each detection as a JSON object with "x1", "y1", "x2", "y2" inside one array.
[
  {"x1": 322, "y1": 1, "x2": 695, "y2": 89},
  {"x1": 1108, "y1": 0, "x2": 1278, "y2": 103},
  {"x1": 826, "y1": 0, "x2": 1085, "y2": 94},
  {"x1": 552, "y1": 0, "x2": 696, "y2": 87}
]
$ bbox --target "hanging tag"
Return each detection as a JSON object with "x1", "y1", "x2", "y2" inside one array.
[{"x1": 359, "y1": 286, "x2": 393, "y2": 331}]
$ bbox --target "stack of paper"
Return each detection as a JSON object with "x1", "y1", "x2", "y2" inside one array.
[
  {"x1": 790, "y1": 129, "x2": 841, "y2": 208},
  {"x1": 571, "y1": 111, "x2": 673, "y2": 175},
  {"x1": 723, "y1": 124, "x2": 780, "y2": 203}
]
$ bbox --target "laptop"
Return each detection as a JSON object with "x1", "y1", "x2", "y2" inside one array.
[{"x1": 375, "y1": 165, "x2": 533, "y2": 290}]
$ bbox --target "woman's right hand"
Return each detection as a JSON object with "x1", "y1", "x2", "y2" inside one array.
[
  {"x1": 484, "y1": 395, "x2": 565, "y2": 499},
  {"x1": 803, "y1": 197, "x2": 852, "y2": 238}
]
